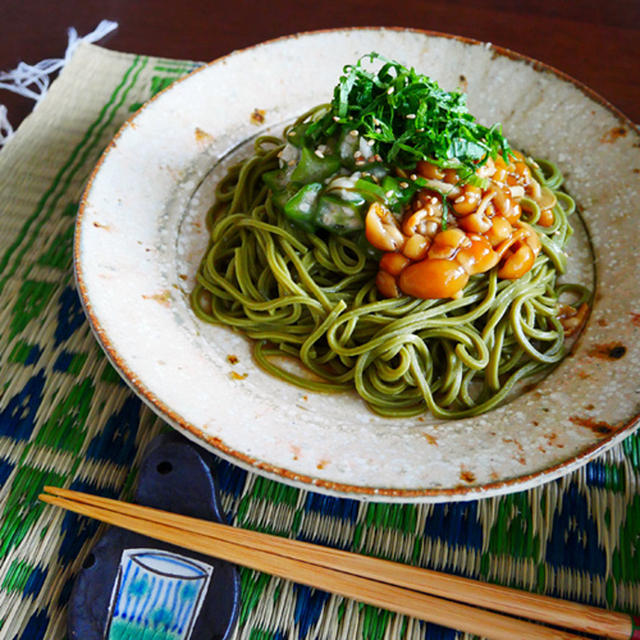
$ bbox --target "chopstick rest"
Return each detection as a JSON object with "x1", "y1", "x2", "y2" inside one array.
[{"x1": 67, "y1": 432, "x2": 240, "y2": 640}]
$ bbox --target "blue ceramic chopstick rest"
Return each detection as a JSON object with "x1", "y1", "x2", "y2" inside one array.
[{"x1": 67, "y1": 432, "x2": 241, "y2": 640}]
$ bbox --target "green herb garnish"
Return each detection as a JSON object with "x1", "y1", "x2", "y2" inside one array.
[{"x1": 307, "y1": 53, "x2": 511, "y2": 183}]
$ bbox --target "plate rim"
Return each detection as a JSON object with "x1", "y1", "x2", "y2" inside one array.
[{"x1": 75, "y1": 26, "x2": 640, "y2": 502}]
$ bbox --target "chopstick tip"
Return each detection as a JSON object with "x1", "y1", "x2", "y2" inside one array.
[{"x1": 42, "y1": 485, "x2": 64, "y2": 495}]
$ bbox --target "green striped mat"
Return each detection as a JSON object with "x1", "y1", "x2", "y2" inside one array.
[{"x1": 0, "y1": 42, "x2": 638, "y2": 640}]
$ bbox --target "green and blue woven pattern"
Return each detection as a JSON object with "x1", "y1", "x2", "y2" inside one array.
[{"x1": 0, "y1": 42, "x2": 638, "y2": 640}]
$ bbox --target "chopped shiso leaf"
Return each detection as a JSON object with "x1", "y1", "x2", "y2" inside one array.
[{"x1": 306, "y1": 52, "x2": 511, "y2": 182}]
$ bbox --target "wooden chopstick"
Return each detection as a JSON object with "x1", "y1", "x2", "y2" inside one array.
[
  {"x1": 40, "y1": 490, "x2": 582, "y2": 640},
  {"x1": 40, "y1": 487, "x2": 633, "y2": 640}
]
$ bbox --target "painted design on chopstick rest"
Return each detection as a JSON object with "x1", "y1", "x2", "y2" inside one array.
[
  {"x1": 67, "y1": 432, "x2": 240, "y2": 640},
  {"x1": 104, "y1": 548, "x2": 213, "y2": 640}
]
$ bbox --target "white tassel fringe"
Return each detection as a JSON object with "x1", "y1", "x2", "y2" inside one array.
[
  {"x1": 0, "y1": 20, "x2": 118, "y2": 147},
  {"x1": 0, "y1": 106, "x2": 14, "y2": 146}
]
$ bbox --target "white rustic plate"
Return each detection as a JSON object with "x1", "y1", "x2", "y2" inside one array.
[{"x1": 76, "y1": 28, "x2": 640, "y2": 502}]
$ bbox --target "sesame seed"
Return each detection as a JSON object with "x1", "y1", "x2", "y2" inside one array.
[
  {"x1": 355, "y1": 159, "x2": 365, "y2": 166},
  {"x1": 400, "y1": 182, "x2": 409, "y2": 189},
  {"x1": 385, "y1": 190, "x2": 394, "y2": 198},
  {"x1": 354, "y1": 150, "x2": 363, "y2": 159},
  {"x1": 367, "y1": 139, "x2": 375, "y2": 146},
  {"x1": 411, "y1": 174, "x2": 417, "y2": 181},
  {"x1": 314, "y1": 149, "x2": 324, "y2": 158},
  {"x1": 454, "y1": 196, "x2": 465, "y2": 203},
  {"x1": 406, "y1": 114, "x2": 416, "y2": 119},
  {"x1": 387, "y1": 87, "x2": 394, "y2": 94},
  {"x1": 289, "y1": 130, "x2": 297, "y2": 137},
  {"x1": 374, "y1": 154, "x2": 383, "y2": 162},
  {"x1": 332, "y1": 115, "x2": 340, "y2": 122},
  {"x1": 350, "y1": 130, "x2": 358, "y2": 136}
]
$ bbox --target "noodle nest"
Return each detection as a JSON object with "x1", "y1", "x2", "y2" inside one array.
[{"x1": 191, "y1": 132, "x2": 586, "y2": 418}]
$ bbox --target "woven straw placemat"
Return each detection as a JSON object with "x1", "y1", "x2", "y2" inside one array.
[{"x1": 0, "y1": 42, "x2": 638, "y2": 640}]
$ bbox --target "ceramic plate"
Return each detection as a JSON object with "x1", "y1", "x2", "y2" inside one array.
[{"x1": 75, "y1": 28, "x2": 640, "y2": 502}]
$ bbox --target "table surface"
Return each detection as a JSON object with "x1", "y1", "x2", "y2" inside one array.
[{"x1": 2, "y1": 0, "x2": 639, "y2": 129}]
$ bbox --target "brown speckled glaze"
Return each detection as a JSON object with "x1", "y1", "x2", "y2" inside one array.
[{"x1": 75, "y1": 28, "x2": 640, "y2": 502}]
